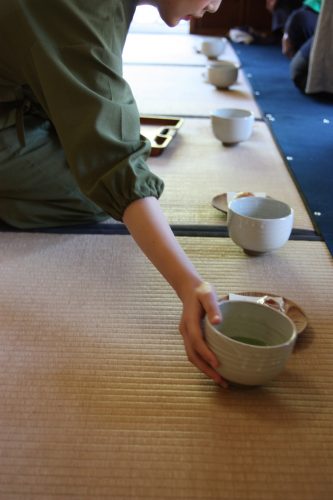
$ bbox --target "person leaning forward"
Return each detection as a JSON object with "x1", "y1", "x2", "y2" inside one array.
[{"x1": 0, "y1": 0, "x2": 228, "y2": 387}]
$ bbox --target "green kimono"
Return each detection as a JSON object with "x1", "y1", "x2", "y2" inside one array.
[{"x1": 0, "y1": 0, "x2": 164, "y2": 228}]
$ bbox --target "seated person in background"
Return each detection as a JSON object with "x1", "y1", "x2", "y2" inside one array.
[
  {"x1": 289, "y1": 35, "x2": 315, "y2": 91},
  {"x1": 266, "y1": 0, "x2": 303, "y2": 41},
  {"x1": 229, "y1": 0, "x2": 302, "y2": 45},
  {"x1": 282, "y1": 0, "x2": 322, "y2": 91}
]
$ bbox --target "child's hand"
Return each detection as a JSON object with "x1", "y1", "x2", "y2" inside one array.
[{"x1": 179, "y1": 282, "x2": 228, "y2": 388}]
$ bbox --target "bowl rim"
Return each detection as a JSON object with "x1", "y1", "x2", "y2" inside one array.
[
  {"x1": 207, "y1": 60, "x2": 239, "y2": 70},
  {"x1": 228, "y1": 196, "x2": 294, "y2": 222},
  {"x1": 211, "y1": 108, "x2": 254, "y2": 120},
  {"x1": 205, "y1": 300, "x2": 297, "y2": 349}
]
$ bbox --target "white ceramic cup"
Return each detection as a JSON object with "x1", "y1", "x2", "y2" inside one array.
[
  {"x1": 211, "y1": 108, "x2": 254, "y2": 145},
  {"x1": 204, "y1": 300, "x2": 297, "y2": 386},
  {"x1": 207, "y1": 60, "x2": 239, "y2": 88},
  {"x1": 200, "y1": 37, "x2": 226, "y2": 59},
  {"x1": 227, "y1": 196, "x2": 294, "y2": 254}
]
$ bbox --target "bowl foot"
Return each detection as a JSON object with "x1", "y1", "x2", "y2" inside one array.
[{"x1": 243, "y1": 248, "x2": 267, "y2": 256}]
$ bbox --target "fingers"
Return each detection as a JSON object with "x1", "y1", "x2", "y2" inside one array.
[
  {"x1": 195, "y1": 281, "x2": 222, "y2": 324},
  {"x1": 179, "y1": 281, "x2": 227, "y2": 388},
  {"x1": 199, "y1": 291, "x2": 222, "y2": 324},
  {"x1": 180, "y1": 319, "x2": 228, "y2": 388}
]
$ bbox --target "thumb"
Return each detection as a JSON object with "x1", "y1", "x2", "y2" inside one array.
[{"x1": 195, "y1": 282, "x2": 222, "y2": 324}]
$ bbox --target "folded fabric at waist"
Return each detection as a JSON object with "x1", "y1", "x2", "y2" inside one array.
[
  {"x1": 0, "y1": 99, "x2": 31, "y2": 146},
  {"x1": 0, "y1": 100, "x2": 19, "y2": 130}
]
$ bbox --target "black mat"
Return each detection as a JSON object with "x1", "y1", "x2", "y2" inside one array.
[
  {"x1": 234, "y1": 43, "x2": 333, "y2": 256},
  {"x1": 0, "y1": 221, "x2": 321, "y2": 240}
]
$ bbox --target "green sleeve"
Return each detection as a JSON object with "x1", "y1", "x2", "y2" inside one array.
[
  {"x1": 26, "y1": 40, "x2": 164, "y2": 220},
  {"x1": 9, "y1": 0, "x2": 163, "y2": 221}
]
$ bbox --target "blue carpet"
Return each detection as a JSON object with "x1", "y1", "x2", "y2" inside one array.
[{"x1": 234, "y1": 43, "x2": 333, "y2": 256}]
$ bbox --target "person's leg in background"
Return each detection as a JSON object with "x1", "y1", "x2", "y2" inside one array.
[
  {"x1": 281, "y1": 4, "x2": 319, "y2": 92},
  {"x1": 282, "y1": 5, "x2": 318, "y2": 57},
  {"x1": 290, "y1": 35, "x2": 314, "y2": 91},
  {"x1": 229, "y1": 0, "x2": 302, "y2": 46},
  {"x1": 269, "y1": 0, "x2": 303, "y2": 39}
]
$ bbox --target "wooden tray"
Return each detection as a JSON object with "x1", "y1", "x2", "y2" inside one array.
[{"x1": 140, "y1": 115, "x2": 183, "y2": 156}]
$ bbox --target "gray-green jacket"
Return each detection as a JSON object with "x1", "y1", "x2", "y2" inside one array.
[{"x1": 0, "y1": 0, "x2": 164, "y2": 220}]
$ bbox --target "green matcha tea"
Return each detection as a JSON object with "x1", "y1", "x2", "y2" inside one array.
[{"x1": 231, "y1": 336, "x2": 267, "y2": 346}]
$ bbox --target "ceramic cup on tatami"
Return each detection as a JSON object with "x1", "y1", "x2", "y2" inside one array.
[
  {"x1": 207, "y1": 60, "x2": 239, "y2": 89},
  {"x1": 200, "y1": 37, "x2": 227, "y2": 59},
  {"x1": 211, "y1": 108, "x2": 254, "y2": 145},
  {"x1": 204, "y1": 300, "x2": 297, "y2": 386},
  {"x1": 227, "y1": 196, "x2": 294, "y2": 255}
]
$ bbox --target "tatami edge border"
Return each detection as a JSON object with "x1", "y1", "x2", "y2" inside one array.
[{"x1": 0, "y1": 222, "x2": 322, "y2": 241}]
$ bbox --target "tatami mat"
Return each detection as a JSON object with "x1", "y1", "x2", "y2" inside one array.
[
  {"x1": 1, "y1": 233, "x2": 332, "y2": 499},
  {"x1": 148, "y1": 118, "x2": 314, "y2": 230},
  {"x1": 123, "y1": 33, "x2": 240, "y2": 66},
  {"x1": 123, "y1": 64, "x2": 262, "y2": 118}
]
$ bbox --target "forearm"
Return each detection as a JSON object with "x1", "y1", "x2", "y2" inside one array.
[
  {"x1": 123, "y1": 197, "x2": 203, "y2": 299},
  {"x1": 123, "y1": 196, "x2": 226, "y2": 387}
]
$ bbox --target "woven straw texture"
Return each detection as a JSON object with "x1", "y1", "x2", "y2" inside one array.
[
  {"x1": 148, "y1": 118, "x2": 314, "y2": 230},
  {"x1": 1, "y1": 234, "x2": 332, "y2": 500},
  {"x1": 123, "y1": 34, "x2": 240, "y2": 66},
  {"x1": 124, "y1": 64, "x2": 261, "y2": 118}
]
